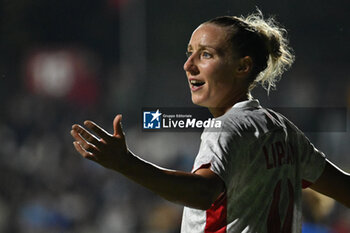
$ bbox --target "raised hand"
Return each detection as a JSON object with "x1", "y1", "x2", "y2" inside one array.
[
  {"x1": 70, "y1": 115, "x2": 225, "y2": 209},
  {"x1": 71, "y1": 114, "x2": 130, "y2": 171}
]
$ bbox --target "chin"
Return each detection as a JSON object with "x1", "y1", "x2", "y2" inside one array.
[{"x1": 191, "y1": 97, "x2": 208, "y2": 107}]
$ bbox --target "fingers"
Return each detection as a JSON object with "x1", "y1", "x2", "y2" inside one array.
[
  {"x1": 73, "y1": 141, "x2": 97, "y2": 161},
  {"x1": 83, "y1": 120, "x2": 112, "y2": 142},
  {"x1": 72, "y1": 124, "x2": 100, "y2": 145},
  {"x1": 71, "y1": 128, "x2": 100, "y2": 154},
  {"x1": 113, "y1": 114, "x2": 125, "y2": 139}
]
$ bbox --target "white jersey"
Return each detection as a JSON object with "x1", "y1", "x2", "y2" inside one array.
[{"x1": 181, "y1": 99, "x2": 326, "y2": 233}]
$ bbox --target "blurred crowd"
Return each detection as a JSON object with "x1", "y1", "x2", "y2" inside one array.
[
  {"x1": 0, "y1": 70, "x2": 349, "y2": 233},
  {"x1": 0, "y1": 88, "x2": 197, "y2": 233},
  {"x1": 0, "y1": 0, "x2": 350, "y2": 232}
]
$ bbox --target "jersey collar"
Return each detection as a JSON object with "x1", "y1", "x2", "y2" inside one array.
[{"x1": 232, "y1": 99, "x2": 261, "y2": 109}]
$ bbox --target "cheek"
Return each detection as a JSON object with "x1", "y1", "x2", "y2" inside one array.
[
  {"x1": 196, "y1": 61, "x2": 237, "y2": 102},
  {"x1": 207, "y1": 69, "x2": 235, "y2": 92},
  {"x1": 205, "y1": 61, "x2": 234, "y2": 81},
  {"x1": 206, "y1": 72, "x2": 237, "y2": 103}
]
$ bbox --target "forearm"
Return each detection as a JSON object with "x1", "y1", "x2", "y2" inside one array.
[
  {"x1": 114, "y1": 151, "x2": 221, "y2": 210},
  {"x1": 71, "y1": 118, "x2": 223, "y2": 209},
  {"x1": 310, "y1": 159, "x2": 350, "y2": 208}
]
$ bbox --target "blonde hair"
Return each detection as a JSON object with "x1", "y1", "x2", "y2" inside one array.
[{"x1": 206, "y1": 10, "x2": 295, "y2": 97}]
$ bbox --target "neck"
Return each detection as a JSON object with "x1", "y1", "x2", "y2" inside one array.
[
  {"x1": 208, "y1": 107, "x2": 231, "y2": 118},
  {"x1": 208, "y1": 94, "x2": 249, "y2": 118}
]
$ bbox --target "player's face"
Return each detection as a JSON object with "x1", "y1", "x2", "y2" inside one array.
[{"x1": 184, "y1": 23, "x2": 245, "y2": 109}]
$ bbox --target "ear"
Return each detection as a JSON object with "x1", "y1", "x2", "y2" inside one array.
[{"x1": 236, "y1": 56, "x2": 253, "y2": 77}]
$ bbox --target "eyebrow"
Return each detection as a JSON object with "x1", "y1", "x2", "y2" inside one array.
[
  {"x1": 187, "y1": 44, "x2": 217, "y2": 50},
  {"x1": 187, "y1": 44, "x2": 225, "y2": 56}
]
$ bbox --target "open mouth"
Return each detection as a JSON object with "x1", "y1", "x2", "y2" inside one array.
[{"x1": 190, "y1": 79, "x2": 205, "y2": 87}]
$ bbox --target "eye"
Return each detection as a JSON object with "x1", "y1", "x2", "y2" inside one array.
[
  {"x1": 201, "y1": 51, "x2": 212, "y2": 59},
  {"x1": 186, "y1": 51, "x2": 192, "y2": 58}
]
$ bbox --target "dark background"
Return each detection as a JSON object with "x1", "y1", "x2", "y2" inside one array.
[{"x1": 0, "y1": 0, "x2": 349, "y2": 232}]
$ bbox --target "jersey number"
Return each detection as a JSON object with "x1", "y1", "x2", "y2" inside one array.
[{"x1": 267, "y1": 179, "x2": 294, "y2": 233}]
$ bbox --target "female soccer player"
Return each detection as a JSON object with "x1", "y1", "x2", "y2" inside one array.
[{"x1": 71, "y1": 11, "x2": 350, "y2": 233}]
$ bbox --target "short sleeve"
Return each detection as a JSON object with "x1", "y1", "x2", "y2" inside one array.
[
  {"x1": 299, "y1": 134, "x2": 326, "y2": 185},
  {"x1": 192, "y1": 130, "x2": 233, "y2": 185}
]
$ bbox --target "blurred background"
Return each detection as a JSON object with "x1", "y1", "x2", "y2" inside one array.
[{"x1": 0, "y1": 0, "x2": 349, "y2": 232}]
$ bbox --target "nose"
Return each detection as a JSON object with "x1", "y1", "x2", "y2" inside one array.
[{"x1": 183, "y1": 55, "x2": 199, "y2": 75}]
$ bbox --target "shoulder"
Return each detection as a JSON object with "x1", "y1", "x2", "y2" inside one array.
[
  {"x1": 201, "y1": 105, "x2": 256, "y2": 147},
  {"x1": 264, "y1": 108, "x2": 305, "y2": 137},
  {"x1": 213, "y1": 102, "x2": 264, "y2": 137}
]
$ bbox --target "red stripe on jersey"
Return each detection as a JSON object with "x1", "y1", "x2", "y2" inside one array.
[
  {"x1": 302, "y1": 179, "x2": 313, "y2": 189},
  {"x1": 204, "y1": 193, "x2": 227, "y2": 233},
  {"x1": 192, "y1": 163, "x2": 211, "y2": 173}
]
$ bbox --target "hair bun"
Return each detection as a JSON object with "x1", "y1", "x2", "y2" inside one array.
[
  {"x1": 266, "y1": 34, "x2": 282, "y2": 59},
  {"x1": 205, "y1": 10, "x2": 295, "y2": 96},
  {"x1": 242, "y1": 10, "x2": 295, "y2": 94}
]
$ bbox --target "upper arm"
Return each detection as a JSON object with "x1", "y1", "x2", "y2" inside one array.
[
  {"x1": 195, "y1": 167, "x2": 226, "y2": 206},
  {"x1": 310, "y1": 159, "x2": 350, "y2": 208}
]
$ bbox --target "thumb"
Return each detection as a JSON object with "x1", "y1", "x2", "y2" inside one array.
[{"x1": 113, "y1": 114, "x2": 125, "y2": 138}]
